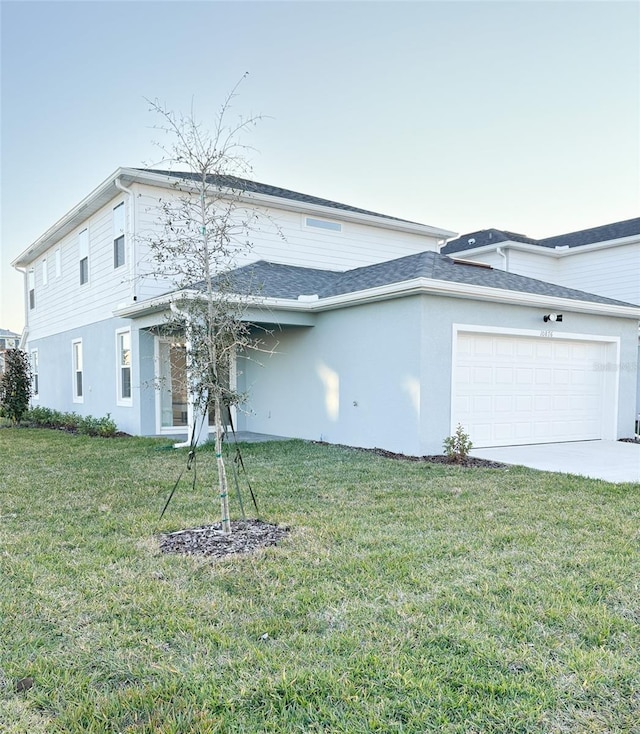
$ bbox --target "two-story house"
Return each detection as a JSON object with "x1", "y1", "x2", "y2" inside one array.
[{"x1": 11, "y1": 169, "x2": 640, "y2": 454}]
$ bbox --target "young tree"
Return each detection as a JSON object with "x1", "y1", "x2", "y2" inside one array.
[
  {"x1": 147, "y1": 78, "x2": 266, "y2": 533},
  {"x1": 0, "y1": 349, "x2": 32, "y2": 424}
]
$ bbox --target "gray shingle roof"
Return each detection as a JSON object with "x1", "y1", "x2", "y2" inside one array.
[
  {"x1": 136, "y1": 169, "x2": 420, "y2": 224},
  {"x1": 214, "y1": 252, "x2": 634, "y2": 307},
  {"x1": 442, "y1": 229, "x2": 537, "y2": 254},
  {"x1": 538, "y1": 218, "x2": 640, "y2": 249},
  {"x1": 442, "y1": 218, "x2": 640, "y2": 255}
]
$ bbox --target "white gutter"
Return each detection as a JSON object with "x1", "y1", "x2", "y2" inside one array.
[
  {"x1": 114, "y1": 278, "x2": 640, "y2": 321},
  {"x1": 448, "y1": 233, "x2": 640, "y2": 260},
  {"x1": 115, "y1": 178, "x2": 136, "y2": 302},
  {"x1": 132, "y1": 168, "x2": 457, "y2": 240},
  {"x1": 12, "y1": 166, "x2": 457, "y2": 268}
]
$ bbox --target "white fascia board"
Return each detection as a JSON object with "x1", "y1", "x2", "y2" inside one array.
[
  {"x1": 549, "y1": 234, "x2": 640, "y2": 256},
  {"x1": 255, "y1": 279, "x2": 640, "y2": 319},
  {"x1": 240, "y1": 192, "x2": 456, "y2": 239},
  {"x1": 450, "y1": 235, "x2": 640, "y2": 260},
  {"x1": 116, "y1": 278, "x2": 640, "y2": 322},
  {"x1": 11, "y1": 167, "x2": 134, "y2": 268},
  {"x1": 124, "y1": 168, "x2": 457, "y2": 240}
]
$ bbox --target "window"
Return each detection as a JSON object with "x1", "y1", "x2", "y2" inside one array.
[
  {"x1": 113, "y1": 202, "x2": 125, "y2": 269},
  {"x1": 28, "y1": 269, "x2": 35, "y2": 309},
  {"x1": 305, "y1": 216, "x2": 342, "y2": 232},
  {"x1": 116, "y1": 329, "x2": 132, "y2": 404},
  {"x1": 72, "y1": 339, "x2": 83, "y2": 402},
  {"x1": 79, "y1": 229, "x2": 89, "y2": 285},
  {"x1": 31, "y1": 350, "x2": 39, "y2": 397},
  {"x1": 42, "y1": 258, "x2": 48, "y2": 286},
  {"x1": 55, "y1": 248, "x2": 61, "y2": 277}
]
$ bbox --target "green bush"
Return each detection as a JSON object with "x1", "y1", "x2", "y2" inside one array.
[
  {"x1": 0, "y1": 349, "x2": 32, "y2": 423},
  {"x1": 25, "y1": 407, "x2": 118, "y2": 437},
  {"x1": 443, "y1": 423, "x2": 473, "y2": 463}
]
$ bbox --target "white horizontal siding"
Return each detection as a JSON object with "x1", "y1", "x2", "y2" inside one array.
[
  {"x1": 463, "y1": 243, "x2": 640, "y2": 306},
  {"x1": 504, "y1": 251, "x2": 560, "y2": 284},
  {"x1": 27, "y1": 196, "x2": 131, "y2": 340},
  {"x1": 557, "y1": 244, "x2": 640, "y2": 305},
  {"x1": 134, "y1": 184, "x2": 442, "y2": 301}
]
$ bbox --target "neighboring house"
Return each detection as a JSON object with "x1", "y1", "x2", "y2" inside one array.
[
  {"x1": 442, "y1": 219, "x2": 640, "y2": 418},
  {"x1": 0, "y1": 328, "x2": 21, "y2": 374},
  {"x1": 11, "y1": 169, "x2": 640, "y2": 454}
]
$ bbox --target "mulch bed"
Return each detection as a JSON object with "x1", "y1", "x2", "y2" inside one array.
[
  {"x1": 159, "y1": 519, "x2": 290, "y2": 559},
  {"x1": 619, "y1": 437, "x2": 640, "y2": 444},
  {"x1": 313, "y1": 442, "x2": 508, "y2": 469}
]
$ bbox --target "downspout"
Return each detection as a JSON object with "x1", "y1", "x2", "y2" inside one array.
[
  {"x1": 115, "y1": 179, "x2": 136, "y2": 303},
  {"x1": 496, "y1": 246, "x2": 509, "y2": 272},
  {"x1": 14, "y1": 265, "x2": 29, "y2": 349}
]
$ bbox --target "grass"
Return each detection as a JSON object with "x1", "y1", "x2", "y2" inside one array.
[{"x1": 1, "y1": 429, "x2": 638, "y2": 733}]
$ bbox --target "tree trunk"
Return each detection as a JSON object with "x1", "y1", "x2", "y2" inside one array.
[{"x1": 215, "y1": 395, "x2": 231, "y2": 533}]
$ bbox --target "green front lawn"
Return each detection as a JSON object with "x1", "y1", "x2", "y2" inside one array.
[{"x1": 1, "y1": 429, "x2": 638, "y2": 733}]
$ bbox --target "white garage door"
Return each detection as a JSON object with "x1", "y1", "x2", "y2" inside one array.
[{"x1": 453, "y1": 332, "x2": 608, "y2": 447}]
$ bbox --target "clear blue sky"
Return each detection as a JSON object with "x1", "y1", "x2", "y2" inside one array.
[{"x1": 1, "y1": 0, "x2": 638, "y2": 333}]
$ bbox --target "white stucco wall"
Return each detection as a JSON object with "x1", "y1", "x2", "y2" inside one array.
[{"x1": 238, "y1": 294, "x2": 639, "y2": 455}]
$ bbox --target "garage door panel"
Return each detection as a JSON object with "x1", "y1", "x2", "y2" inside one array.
[
  {"x1": 474, "y1": 367, "x2": 493, "y2": 383},
  {"x1": 454, "y1": 333, "x2": 607, "y2": 447},
  {"x1": 496, "y1": 367, "x2": 513, "y2": 383},
  {"x1": 535, "y1": 369, "x2": 552, "y2": 384}
]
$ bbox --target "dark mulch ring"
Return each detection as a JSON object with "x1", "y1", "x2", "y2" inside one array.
[
  {"x1": 159, "y1": 519, "x2": 290, "y2": 559},
  {"x1": 313, "y1": 441, "x2": 508, "y2": 469}
]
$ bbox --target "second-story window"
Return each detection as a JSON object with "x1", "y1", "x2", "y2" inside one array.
[
  {"x1": 28, "y1": 269, "x2": 35, "y2": 309},
  {"x1": 113, "y1": 202, "x2": 125, "y2": 269},
  {"x1": 79, "y1": 229, "x2": 89, "y2": 285}
]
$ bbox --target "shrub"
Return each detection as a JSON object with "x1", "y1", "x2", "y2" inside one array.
[
  {"x1": 443, "y1": 424, "x2": 473, "y2": 463},
  {"x1": 25, "y1": 407, "x2": 118, "y2": 437},
  {"x1": 0, "y1": 349, "x2": 32, "y2": 423}
]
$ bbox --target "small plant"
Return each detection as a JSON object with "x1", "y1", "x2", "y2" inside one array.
[
  {"x1": 443, "y1": 423, "x2": 473, "y2": 463},
  {"x1": 0, "y1": 349, "x2": 32, "y2": 423}
]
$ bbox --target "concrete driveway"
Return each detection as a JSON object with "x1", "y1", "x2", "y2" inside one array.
[{"x1": 470, "y1": 440, "x2": 640, "y2": 484}]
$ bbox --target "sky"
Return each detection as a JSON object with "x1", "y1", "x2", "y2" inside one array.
[{"x1": 1, "y1": 0, "x2": 638, "y2": 334}]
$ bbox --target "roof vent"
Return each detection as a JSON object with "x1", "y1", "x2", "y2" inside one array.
[
  {"x1": 467, "y1": 238, "x2": 476, "y2": 245},
  {"x1": 298, "y1": 294, "x2": 319, "y2": 302},
  {"x1": 452, "y1": 258, "x2": 493, "y2": 270}
]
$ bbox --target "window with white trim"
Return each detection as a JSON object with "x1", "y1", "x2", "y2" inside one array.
[
  {"x1": 113, "y1": 202, "x2": 125, "y2": 269},
  {"x1": 116, "y1": 329, "x2": 132, "y2": 404},
  {"x1": 42, "y1": 258, "x2": 48, "y2": 286},
  {"x1": 28, "y1": 269, "x2": 35, "y2": 309},
  {"x1": 79, "y1": 229, "x2": 89, "y2": 285},
  {"x1": 31, "y1": 349, "x2": 39, "y2": 397},
  {"x1": 55, "y1": 248, "x2": 61, "y2": 277},
  {"x1": 72, "y1": 339, "x2": 83, "y2": 402}
]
